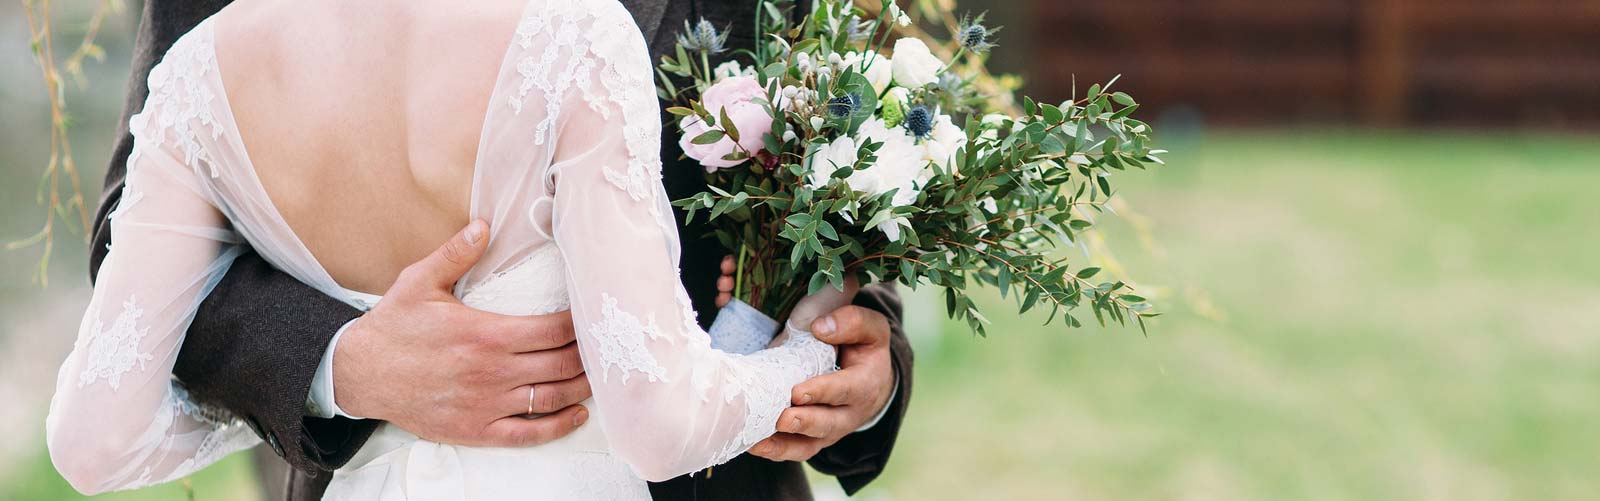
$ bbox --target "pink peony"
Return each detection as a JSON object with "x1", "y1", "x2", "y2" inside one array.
[{"x1": 679, "y1": 76, "x2": 773, "y2": 171}]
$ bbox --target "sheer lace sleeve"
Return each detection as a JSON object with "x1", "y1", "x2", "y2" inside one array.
[
  {"x1": 46, "y1": 39, "x2": 258, "y2": 494},
  {"x1": 543, "y1": 3, "x2": 835, "y2": 482}
]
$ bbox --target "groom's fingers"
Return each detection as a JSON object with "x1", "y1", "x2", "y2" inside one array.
[
  {"x1": 716, "y1": 256, "x2": 735, "y2": 307},
  {"x1": 775, "y1": 406, "x2": 845, "y2": 439},
  {"x1": 500, "y1": 374, "x2": 592, "y2": 416},
  {"x1": 481, "y1": 404, "x2": 588, "y2": 447},
  {"x1": 809, "y1": 306, "x2": 889, "y2": 348},
  {"x1": 503, "y1": 310, "x2": 576, "y2": 353},
  {"x1": 791, "y1": 369, "x2": 855, "y2": 406},
  {"x1": 749, "y1": 433, "x2": 824, "y2": 462},
  {"x1": 509, "y1": 342, "x2": 584, "y2": 381},
  {"x1": 400, "y1": 219, "x2": 489, "y2": 292}
]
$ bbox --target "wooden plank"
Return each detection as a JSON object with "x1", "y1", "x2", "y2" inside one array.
[
  {"x1": 1019, "y1": 0, "x2": 1600, "y2": 127},
  {"x1": 1359, "y1": 0, "x2": 1407, "y2": 125},
  {"x1": 1032, "y1": 0, "x2": 1358, "y2": 23}
]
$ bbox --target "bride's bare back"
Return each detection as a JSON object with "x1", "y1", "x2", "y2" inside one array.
[{"x1": 214, "y1": 0, "x2": 524, "y2": 294}]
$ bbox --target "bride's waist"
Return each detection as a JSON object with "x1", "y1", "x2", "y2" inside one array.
[{"x1": 347, "y1": 398, "x2": 611, "y2": 468}]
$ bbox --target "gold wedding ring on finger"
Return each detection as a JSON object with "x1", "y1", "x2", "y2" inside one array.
[{"x1": 527, "y1": 385, "x2": 536, "y2": 416}]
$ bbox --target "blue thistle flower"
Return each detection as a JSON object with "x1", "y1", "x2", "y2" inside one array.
[
  {"x1": 677, "y1": 19, "x2": 729, "y2": 54},
  {"x1": 826, "y1": 93, "x2": 859, "y2": 118},
  {"x1": 843, "y1": 15, "x2": 872, "y2": 44},
  {"x1": 956, "y1": 13, "x2": 1000, "y2": 54},
  {"x1": 904, "y1": 106, "x2": 934, "y2": 140}
]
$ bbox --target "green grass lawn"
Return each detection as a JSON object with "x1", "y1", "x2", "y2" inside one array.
[
  {"x1": 3, "y1": 451, "x2": 260, "y2": 501},
  {"x1": 8, "y1": 130, "x2": 1598, "y2": 500},
  {"x1": 867, "y1": 130, "x2": 1600, "y2": 500}
]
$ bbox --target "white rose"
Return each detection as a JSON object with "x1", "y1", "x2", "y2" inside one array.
[
  {"x1": 878, "y1": 215, "x2": 911, "y2": 242},
  {"x1": 713, "y1": 61, "x2": 747, "y2": 82},
  {"x1": 921, "y1": 113, "x2": 965, "y2": 177},
  {"x1": 891, "y1": 38, "x2": 943, "y2": 88},
  {"x1": 850, "y1": 118, "x2": 924, "y2": 207},
  {"x1": 978, "y1": 113, "x2": 1009, "y2": 141},
  {"x1": 887, "y1": 86, "x2": 911, "y2": 105},
  {"x1": 849, "y1": 51, "x2": 894, "y2": 95},
  {"x1": 806, "y1": 135, "x2": 860, "y2": 188}
]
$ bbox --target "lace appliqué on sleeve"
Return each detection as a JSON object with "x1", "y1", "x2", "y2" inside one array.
[
  {"x1": 128, "y1": 22, "x2": 224, "y2": 178},
  {"x1": 163, "y1": 384, "x2": 258, "y2": 481},
  {"x1": 588, "y1": 294, "x2": 671, "y2": 384},
  {"x1": 510, "y1": 9, "x2": 599, "y2": 146},
  {"x1": 595, "y1": 19, "x2": 664, "y2": 205},
  {"x1": 77, "y1": 296, "x2": 156, "y2": 391}
]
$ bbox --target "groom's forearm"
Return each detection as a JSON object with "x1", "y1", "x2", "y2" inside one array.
[
  {"x1": 172, "y1": 251, "x2": 376, "y2": 474},
  {"x1": 807, "y1": 284, "x2": 914, "y2": 494}
]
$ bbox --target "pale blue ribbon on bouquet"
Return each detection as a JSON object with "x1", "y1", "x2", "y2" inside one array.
[{"x1": 706, "y1": 299, "x2": 780, "y2": 355}]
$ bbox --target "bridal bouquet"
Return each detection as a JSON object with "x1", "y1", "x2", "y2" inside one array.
[{"x1": 658, "y1": 0, "x2": 1164, "y2": 335}]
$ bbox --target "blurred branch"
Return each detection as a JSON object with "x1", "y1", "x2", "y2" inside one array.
[
  {"x1": 10, "y1": 0, "x2": 123, "y2": 287},
  {"x1": 856, "y1": 0, "x2": 1020, "y2": 113}
]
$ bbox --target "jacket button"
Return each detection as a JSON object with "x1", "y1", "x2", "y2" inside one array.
[
  {"x1": 244, "y1": 416, "x2": 264, "y2": 437},
  {"x1": 267, "y1": 432, "x2": 284, "y2": 456}
]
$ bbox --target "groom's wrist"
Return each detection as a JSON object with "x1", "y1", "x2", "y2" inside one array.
[
  {"x1": 853, "y1": 371, "x2": 898, "y2": 432},
  {"x1": 306, "y1": 318, "x2": 360, "y2": 419}
]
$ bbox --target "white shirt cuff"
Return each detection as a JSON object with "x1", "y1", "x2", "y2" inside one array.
[
  {"x1": 306, "y1": 319, "x2": 361, "y2": 419},
  {"x1": 853, "y1": 371, "x2": 898, "y2": 433}
]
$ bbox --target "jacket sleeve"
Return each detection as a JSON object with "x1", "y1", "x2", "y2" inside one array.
[
  {"x1": 807, "y1": 284, "x2": 915, "y2": 495},
  {"x1": 89, "y1": 0, "x2": 374, "y2": 476}
]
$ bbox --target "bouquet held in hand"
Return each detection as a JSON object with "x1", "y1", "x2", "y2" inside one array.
[{"x1": 660, "y1": 0, "x2": 1166, "y2": 335}]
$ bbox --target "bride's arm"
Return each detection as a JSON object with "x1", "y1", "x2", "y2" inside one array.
[
  {"x1": 543, "y1": 22, "x2": 835, "y2": 483},
  {"x1": 47, "y1": 92, "x2": 257, "y2": 494},
  {"x1": 551, "y1": 133, "x2": 837, "y2": 482}
]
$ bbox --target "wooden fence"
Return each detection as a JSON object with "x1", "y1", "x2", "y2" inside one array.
[{"x1": 1021, "y1": 0, "x2": 1600, "y2": 127}]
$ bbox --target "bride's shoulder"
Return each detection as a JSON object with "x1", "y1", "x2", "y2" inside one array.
[{"x1": 516, "y1": 0, "x2": 646, "y2": 43}]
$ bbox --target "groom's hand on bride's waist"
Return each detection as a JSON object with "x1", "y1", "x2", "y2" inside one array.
[
  {"x1": 332, "y1": 221, "x2": 591, "y2": 447},
  {"x1": 751, "y1": 305, "x2": 896, "y2": 461}
]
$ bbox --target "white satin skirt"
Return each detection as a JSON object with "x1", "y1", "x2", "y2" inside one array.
[{"x1": 322, "y1": 400, "x2": 649, "y2": 500}]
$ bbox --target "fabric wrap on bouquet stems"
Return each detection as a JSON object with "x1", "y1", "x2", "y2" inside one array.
[{"x1": 707, "y1": 298, "x2": 781, "y2": 355}]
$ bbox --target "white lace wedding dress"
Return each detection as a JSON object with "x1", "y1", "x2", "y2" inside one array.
[{"x1": 45, "y1": 0, "x2": 837, "y2": 498}]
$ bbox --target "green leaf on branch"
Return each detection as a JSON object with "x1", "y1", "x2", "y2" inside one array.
[
  {"x1": 692, "y1": 129, "x2": 726, "y2": 145},
  {"x1": 1041, "y1": 104, "x2": 1064, "y2": 125},
  {"x1": 720, "y1": 108, "x2": 741, "y2": 143}
]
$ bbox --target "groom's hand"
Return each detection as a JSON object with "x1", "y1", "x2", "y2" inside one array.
[
  {"x1": 751, "y1": 306, "x2": 894, "y2": 461},
  {"x1": 334, "y1": 220, "x2": 591, "y2": 447}
]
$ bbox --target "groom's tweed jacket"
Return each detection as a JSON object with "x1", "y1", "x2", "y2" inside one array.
[{"x1": 89, "y1": 0, "x2": 913, "y2": 499}]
